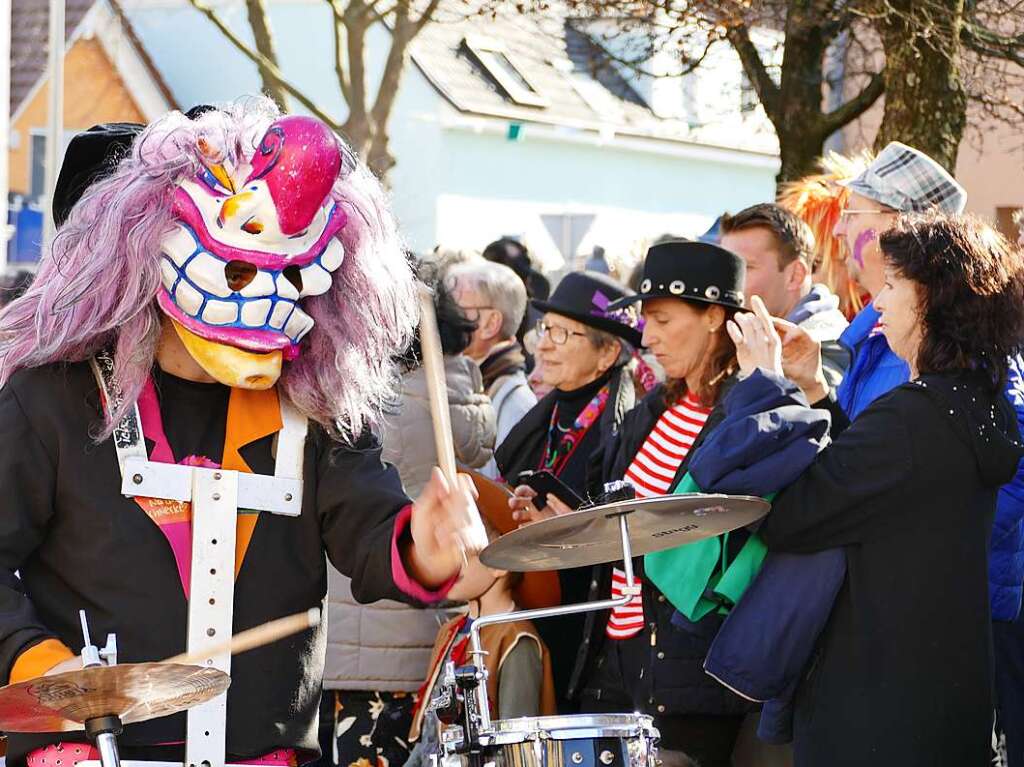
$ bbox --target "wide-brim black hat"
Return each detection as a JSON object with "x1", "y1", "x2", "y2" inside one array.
[
  {"x1": 609, "y1": 240, "x2": 745, "y2": 311},
  {"x1": 532, "y1": 270, "x2": 643, "y2": 347},
  {"x1": 53, "y1": 122, "x2": 144, "y2": 226}
]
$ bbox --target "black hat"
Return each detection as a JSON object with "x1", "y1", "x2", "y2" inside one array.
[
  {"x1": 610, "y1": 240, "x2": 745, "y2": 311},
  {"x1": 532, "y1": 271, "x2": 643, "y2": 347},
  {"x1": 52, "y1": 122, "x2": 144, "y2": 226}
]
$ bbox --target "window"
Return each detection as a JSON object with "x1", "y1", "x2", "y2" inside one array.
[
  {"x1": 29, "y1": 130, "x2": 78, "y2": 202},
  {"x1": 464, "y1": 35, "x2": 549, "y2": 108}
]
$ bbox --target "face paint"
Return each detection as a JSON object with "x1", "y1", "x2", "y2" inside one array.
[
  {"x1": 852, "y1": 229, "x2": 877, "y2": 269},
  {"x1": 157, "y1": 115, "x2": 345, "y2": 382}
]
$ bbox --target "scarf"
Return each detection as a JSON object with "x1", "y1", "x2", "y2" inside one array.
[
  {"x1": 538, "y1": 384, "x2": 610, "y2": 476},
  {"x1": 479, "y1": 341, "x2": 527, "y2": 391}
]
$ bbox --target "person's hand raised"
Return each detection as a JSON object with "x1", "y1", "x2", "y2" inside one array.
[
  {"x1": 726, "y1": 296, "x2": 784, "y2": 378},
  {"x1": 772, "y1": 318, "x2": 830, "y2": 403}
]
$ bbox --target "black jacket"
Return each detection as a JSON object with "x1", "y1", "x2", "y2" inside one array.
[
  {"x1": 569, "y1": 380, "x2": 753, "y2": 718},
  {"x1": 495, "y1": 365, "x2": 635, "y2": 497},
  {"x1": 0, "y1": 362, "x2": 414, "y2": 764},
  {"x1": 761, "y1": 372, "x2": 1024, "y2": 766},
  {"x1": 495, "y1": 366, "x2": 634, "y2": 709}
]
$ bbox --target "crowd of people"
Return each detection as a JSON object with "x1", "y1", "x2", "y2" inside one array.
[
  {"x1": 319, "y1": 140, "x2": 1024, "y2": 767},
  {"x1": 0, "y1": 98, "x2": 1022, "y2": 767}
]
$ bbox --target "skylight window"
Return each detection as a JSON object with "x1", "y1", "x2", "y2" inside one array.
[{"x1": 464, "y1": 35, "x2": 548, "y2": 108}]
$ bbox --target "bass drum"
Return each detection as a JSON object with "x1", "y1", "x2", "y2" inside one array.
[{"x1": 471, "y1": 714, "x2": 658, "y2": 767}]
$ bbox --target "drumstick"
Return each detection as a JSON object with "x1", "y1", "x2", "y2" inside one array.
[
  {"x1": 160, "y1": 608, "x2": 320, "y2": 666},
  {"x1": 418, "y1": 283, "x2": 458, "y2": 484}
]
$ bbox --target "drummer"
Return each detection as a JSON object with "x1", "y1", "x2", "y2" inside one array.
[
  {"x1": 513, "y1": 242, "x2": 754, "y2": 767},
  {"x1": 0, "y1": 103, "x2": 478, "y2": 766},
  {"x1": 495, "y1": 271, "x2": 642, "y2": 711}
]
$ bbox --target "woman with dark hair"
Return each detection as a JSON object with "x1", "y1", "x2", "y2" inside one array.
[
  {"x1": 729, "y1": 212, "x2": 1024, "y2": 766},
  {"x1": 513, "y1": 241, "x2": 755, "y2": 767}
]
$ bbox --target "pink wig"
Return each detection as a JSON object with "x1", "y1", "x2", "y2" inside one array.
[{"x1": 0, "y1": 98, "x2": 418, "y2": 442}]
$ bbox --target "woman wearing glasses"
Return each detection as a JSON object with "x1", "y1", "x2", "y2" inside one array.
[
  {"x1": 495, "y1": 270, "x2": 643, "y2": 710},
  {"x1": 512, "y1": 241, "x2": 754, "y2": 767}
]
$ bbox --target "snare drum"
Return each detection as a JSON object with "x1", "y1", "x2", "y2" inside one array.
[{"x1": 444, "y1": 714, "x2": 658, "y2": 767}]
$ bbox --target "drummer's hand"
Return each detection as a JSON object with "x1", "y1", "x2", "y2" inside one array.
[
  {"x1": 726, "y1": 296, "x2": 783, "y2": 378},
  {"x1": 509, "y1": 485, "x2": 574, "y2": 525},
  {"x1": 407, "y1": 468, "x2": 487, "y2": 589},
  {"x1": 44, "y1": 656, "x2": 83, "y2": 676},
  {"x1": 773, "y1": 317, "x2": 830, "y2": 403}
]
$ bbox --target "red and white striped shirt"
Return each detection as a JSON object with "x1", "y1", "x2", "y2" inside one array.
[{"x1": 607, "y1": 393, "x2": 711, "y2": 640}]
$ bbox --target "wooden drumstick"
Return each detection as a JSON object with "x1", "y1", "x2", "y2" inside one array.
[
  {"x1": 160, "y1": 608, "x2": 320, "y2": 666},
  {"x1": 418, "y1": 283, "x2": 458, "y2": 484}
]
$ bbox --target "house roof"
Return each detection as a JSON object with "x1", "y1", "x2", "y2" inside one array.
[
  {"x1": 9, "y1": 0, "x2": 94, "y2": 115},
  {"x1": 407, "y1": 5, "x2": 776, "y2": 156},
  {"x1": 8, "y1": 0, "x2": 177, "y2": 117},
  {"x1": 409, "y1": 8, "x2": 658, "y2": 136}
]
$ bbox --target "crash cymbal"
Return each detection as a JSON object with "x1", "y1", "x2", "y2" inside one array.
[
  {"x1": 479, "y1": 493, "x2": 770, "y2": 571},
  {"x1": 0, "y1": 663, "x2": 229, "y2": 733}
]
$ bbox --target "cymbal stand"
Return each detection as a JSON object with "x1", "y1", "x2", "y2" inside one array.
[
  {"x1": 78, "y1": 611, "x2": 123, "y2": 767},
  {"x1": 463, "y1": 512, "x2": 640, "y2": 739}
]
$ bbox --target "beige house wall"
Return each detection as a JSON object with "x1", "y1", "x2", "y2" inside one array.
[{"x1": 9, "y1": 38, "x2": 146, "y2": 195}]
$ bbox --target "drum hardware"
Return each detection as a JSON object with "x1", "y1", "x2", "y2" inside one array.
[
  {"x1": 0, "y1": 610, "x2": 318, "y2": 767},
  {"x1": 431, "y1": 489, "x2": 770, "y2": 767}
]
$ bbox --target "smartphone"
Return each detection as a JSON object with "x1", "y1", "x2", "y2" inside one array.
[{"x1": 516, "y1": 470, "x2": 585, "y2": 511}]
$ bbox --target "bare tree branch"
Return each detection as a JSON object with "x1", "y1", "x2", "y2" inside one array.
[
  {"x1": 726, "y1": 22, "x2": 781, "y2": 121},
  {"x1": 821, "y1": 71, "x2": 885, "y2": 131},
  {"x1": 243, "y1": 0, "x2": 290, "y2": 108},
  {"x1": 961, "y1": 21, "x2": 1024, "y2": 65},
  {"x1": 186, "y1": 0, "x2": 341, "y2": 130}
]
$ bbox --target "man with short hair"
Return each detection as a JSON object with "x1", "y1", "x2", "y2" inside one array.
[
  {"x1": 720, "y1": 202, "x2": 849, "y2": 390},
  {"x1": 449, "y1": 260, "x2": 537, "y2": 478}
]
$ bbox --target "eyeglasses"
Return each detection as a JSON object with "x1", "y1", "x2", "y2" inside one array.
[
  {"x1": 536, "y1": 320, "x2": 587, "y2": 345},
  {"x1": 839, "y1": 208, "x2": 888, "y2": 219}
]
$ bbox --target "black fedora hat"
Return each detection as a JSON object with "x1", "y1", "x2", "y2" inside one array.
[
  {"x1": 532, "y1": 271, "x2": 643, "y2": 347},
  {"x1": 52, "y1": 122, "x2": 144, "y2": 226},
  {"x1": 610, "y1": 240, "x2": 745, "y2": 311}
]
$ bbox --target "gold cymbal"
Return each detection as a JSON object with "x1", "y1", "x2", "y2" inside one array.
[
  {"x1": 480, "y1": 493, "x2": 770, "y2": 571},
  {"x1": 0, "y1": 663, "x2": 230, "y2": 733}
]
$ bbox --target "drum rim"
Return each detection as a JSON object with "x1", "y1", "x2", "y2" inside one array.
[{"x1": 484, "y1": 712, "x2": 657, "y2": 738}]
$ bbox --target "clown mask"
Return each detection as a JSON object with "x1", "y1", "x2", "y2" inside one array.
[{"x1": 157, "y1": 115, "x2": 346, "y2": 389}]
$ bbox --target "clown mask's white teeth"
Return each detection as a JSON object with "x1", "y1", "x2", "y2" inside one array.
[
  {"x1": 284, "y1": 310, "x2": 314, "y2": 340},
  {"x1": 275, "y1": 273, "x2": 300, "y2": 301},
  {"x1": 297, "y1": 263, "x2": 332, "y2": 297}
]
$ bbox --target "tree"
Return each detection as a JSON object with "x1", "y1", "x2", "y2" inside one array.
[
  {"x1": 870, "y1": 0, "x2": 1024, "y2": 170},
  {"x1": 186, "y1": 0, "x2": 459, "y2": 177},
  {"x1": 551, "y1": 0, "x2": 1024, "y2": 179},
  {"x1": 553, "y1": 1, "x2": 885, "y2": 184}
]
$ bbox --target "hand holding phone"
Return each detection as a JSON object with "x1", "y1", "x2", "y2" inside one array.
[{"x1": 515, "y1": 470, "x2": 585, "y2": 511}]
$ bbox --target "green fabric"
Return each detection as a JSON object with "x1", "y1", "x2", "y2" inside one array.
[{"x1": 643, "y1": 473, "x2": 772, "y2": 621}]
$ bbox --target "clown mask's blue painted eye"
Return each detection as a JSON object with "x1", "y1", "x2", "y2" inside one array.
[{"x1": 197, "y1": 166, "x2": 234, "y2": 196}]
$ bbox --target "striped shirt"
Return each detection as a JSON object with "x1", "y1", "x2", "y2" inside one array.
[{"x1": 608, "y1": 393, "x2": 711, "y2": 640}]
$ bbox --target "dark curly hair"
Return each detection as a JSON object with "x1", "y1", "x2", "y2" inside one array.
[{"x1": 879, "y1": 212, "x2": 1024, "y2": 391}]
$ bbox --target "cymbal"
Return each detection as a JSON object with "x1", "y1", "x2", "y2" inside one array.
[
  {"x1": 0, "y1": 663, "x2": 230, "y2": 733},
  {"x1": 479, "y1": 493, "x2": 770, "y2": 571}
]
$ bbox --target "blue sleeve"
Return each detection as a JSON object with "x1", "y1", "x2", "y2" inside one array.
[{"x1": 991, "y1": 357, "x2": 1024, "y2": 621}]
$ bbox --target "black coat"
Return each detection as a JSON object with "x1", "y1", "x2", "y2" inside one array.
[
  {"x1": 495, "y1": 366, "x2": 634, "y2": 709},
  {"x1": 569, "y1": 380, "x2": 753, "y2": 718},
  {"x1": 760, "y1": 372, "x2": 1023, "y2": 766},
  {"x1": 0, "y1": 362, "x2": 414, "y2": 764}
]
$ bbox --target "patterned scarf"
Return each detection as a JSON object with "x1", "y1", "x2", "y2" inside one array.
[{"x1": 539, "y1": 384, "x2": 610, "y2": 475}]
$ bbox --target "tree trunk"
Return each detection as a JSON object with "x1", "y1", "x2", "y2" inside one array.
[
  {"x1": 773, "y1": 1, "x2": 833, "y2": 184},
  {"x1": 244, "y1": 0, "x2": 290, "y2": 110},
  {"x1": 873, "y1": 0, "x2": 966, "y2": 171}
]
